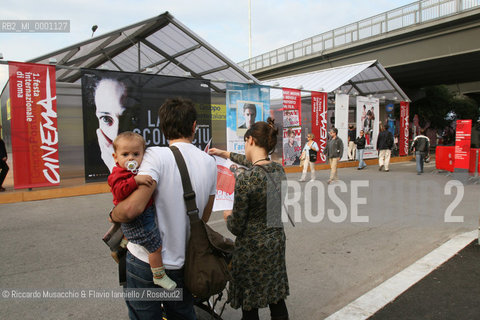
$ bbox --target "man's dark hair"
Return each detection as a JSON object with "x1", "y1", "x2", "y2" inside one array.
[
  {"x1": 158, "y1": 98, "x2": 197, "y2": 140},
  {"x1": 243, "y1": 103, "x2": 257, "y2": 114},
  {"x1": 331, "y1": 128, "x2": 338, "y2": 135}
]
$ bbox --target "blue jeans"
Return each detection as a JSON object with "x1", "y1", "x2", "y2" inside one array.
[
  {"x1": 416, "y1": 151, "x2": 425, "y2": 173},
  {"x1": 124, "y1": 251, "x2": 196, "y2": 320},
  {"x1": 357, "y1": 149, "x2": 366, "y2": 168}
]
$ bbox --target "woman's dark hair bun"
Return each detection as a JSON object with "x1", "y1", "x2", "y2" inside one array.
[
  {"x1": 267, "y1": 117, "x2": 275, "y2": 127},
  {"x1": 244, "y1": 117, "x2": 279, "y2": 155},
  {"x1": 266, "y1": 117, "x2": 278, "y2": 154}
]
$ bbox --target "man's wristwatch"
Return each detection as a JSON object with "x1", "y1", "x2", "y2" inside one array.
[{"x1": 109, "y1": 207, "x2": 115, "y2": 222}]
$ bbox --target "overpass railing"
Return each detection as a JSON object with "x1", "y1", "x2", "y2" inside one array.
[{"x1": 238, "y1": 0, "x2": 480, "y2": 73}]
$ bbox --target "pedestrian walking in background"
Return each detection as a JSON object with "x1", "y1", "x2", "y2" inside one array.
[
  {"x1": 412, "y1": 129, "x2": 430, "y2": 175},
  {"x1": 299, "y1": 133, "x2": 319, "y2": 182},
  {"x1": 355, "y1": 129, "x2": 367, "y2": 170},
  {"x1": 377, "y1": 123, "x2": 394, "y2": 172},
  {"x1": 347, "y1": 124, "x2": 356, "y2": 161},
  {"x1": 323, "y1": 128, "x2": 343, "y2": 184},
  {"x1": 0, "y1": 124, "x2": 9, "y2": 192}
]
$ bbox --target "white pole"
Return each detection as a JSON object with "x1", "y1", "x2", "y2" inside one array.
[{"x1": 248, "y1": 0, "x2": 252, "y2": 59}]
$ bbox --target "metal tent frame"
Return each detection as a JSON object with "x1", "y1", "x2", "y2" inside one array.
[
  {"x1": 263, "y1": 60, "x2": 410, "y2": 102},
  {"x1": 27, "y1": 12, "x2": 260, "y2": 92}
]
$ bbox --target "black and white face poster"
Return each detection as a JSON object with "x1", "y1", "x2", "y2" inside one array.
[{"x1": 81, "y1": 69, "x2": 211, "y2": 182}]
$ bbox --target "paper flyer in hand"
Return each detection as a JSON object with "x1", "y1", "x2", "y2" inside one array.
[{"x1": 212, "y1": 156, "x2": 247, "y2": 212}]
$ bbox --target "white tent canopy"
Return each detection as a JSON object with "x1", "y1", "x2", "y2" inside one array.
[{"x1": 262, "y1": 60, "x2": 410, "y2": 102}]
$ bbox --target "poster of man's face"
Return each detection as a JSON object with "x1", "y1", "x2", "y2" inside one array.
[
  {"x1": 236, "y1": 101, "x2": 262, "y2": 132},
  {"x1": 81, "y1": 69, "x2": 212, "y2": 182}
]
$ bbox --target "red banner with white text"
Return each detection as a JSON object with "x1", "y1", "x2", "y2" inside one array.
[
  {"x1": 454, "y1": 119, "x2": 472, "y2": 170},
  {"x1": 311, "y1": 91, "x2": 328, "y2": 163},
  {"x1": 399, "y1": 101, "x2": 410, "y2": 156},
  {"x1": 282, "y1": 88, "x2": 301, "y2": 127},
  {"x1": 9, "y1": 62, "x2": 60, "y2": 189}
]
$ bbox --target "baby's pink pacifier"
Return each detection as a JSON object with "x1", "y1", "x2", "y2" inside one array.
[{"x1": 126, "y1": 160, "x2": 138, "y2": 174}]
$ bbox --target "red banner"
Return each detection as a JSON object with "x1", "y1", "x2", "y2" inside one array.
[
  {"x1": 282, "y1": 88, "x2": 301, "y2": 127},
  {"x1": 469, "y1": 149, "x2": 480, "y2": 175},
  {"x1": 311, "y1": 91, "x2": 328, "y2": 163},
  {"x1": 454, "y1": 119, "x2": 472, "y2": 169},
  {"x1": 399, "y1": 101, "x2": 409, "y2": 156},
  {"x1": 9, "y1": 62, "x2": 60, "y2": 189},
  {"x1": 435, "y1": 146, "x2": 455, "y2": 172}
]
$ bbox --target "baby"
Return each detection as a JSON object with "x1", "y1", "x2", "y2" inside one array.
[{"x1": 108, "y1": 131, "x2": 176, "y2": 290}]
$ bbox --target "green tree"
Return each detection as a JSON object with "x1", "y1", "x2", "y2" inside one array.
[{"x1": 410, "y1": 86, "x2": 479, "y2": 129}]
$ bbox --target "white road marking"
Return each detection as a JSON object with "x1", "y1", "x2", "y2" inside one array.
[{"x1": 324, "y1": 230, "x2": 477, "y2": 320}]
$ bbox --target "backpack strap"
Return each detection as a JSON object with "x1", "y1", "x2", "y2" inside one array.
[{"x1": 169, "y1": 145, "x2": 199, "y2": 219}]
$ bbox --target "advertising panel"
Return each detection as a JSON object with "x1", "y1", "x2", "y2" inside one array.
[
  {"x1": 399, "y1": 101, "x2": 410, "y2": 156},
  {"x1": 335, "y1": 93, "x2": 349, "y2": 161},
  {"x1": 282, "y1": 88, "x2": 301, "y2": 127},
  {"x1": 311, "y1": 91, "x2": 328, "y2": 163},
  {"x1": 282, "y1": 88, "x2": 302, "y2": 165},
  {"x1": 9, "y1": 61, "x2": 60, "y2": 189},
  {"x1": 356, "y1": 96, "x2": 379, "y2": 159},
  {"x1": 226, "y1": 83, "x2": 270, "y2": 154},
  {"x1": 81, "y1": 69, "x2": 211, "y2": 182},
  {"x1": 454, "y1": 119, "x2": 472, "y2": 169},
  {"x1": 282, "y1": 126, "x2": 302, "y2": 166}
]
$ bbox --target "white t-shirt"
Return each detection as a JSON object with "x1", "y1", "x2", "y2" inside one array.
[
  {"x1": 127, "y1": 142, "x2": 217, "y2": 269},
  {"x1": 303, "y1": 141, "x2": 319, "y2": 152}
]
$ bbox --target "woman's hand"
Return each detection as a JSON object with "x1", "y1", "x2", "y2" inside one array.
[
  {"x1": 223, "y1": 210, "x2": 233, "y2": 221},
  {"x1": 209, "y1": 148, "x2": 230, "y2": 159}
]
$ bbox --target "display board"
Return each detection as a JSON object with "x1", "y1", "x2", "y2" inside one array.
[{"x1": 81, "y1": 69, "x2": 211, "y2": 182}]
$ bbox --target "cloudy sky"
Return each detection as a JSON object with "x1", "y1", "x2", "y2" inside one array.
[{"x1": 0, "y1": 0, "x2": 414, "y2": 90}]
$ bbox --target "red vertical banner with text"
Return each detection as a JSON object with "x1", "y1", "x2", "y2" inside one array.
[
  {"x1": 282, "y1": 88, "x2": 301, "y2": 127},
  {"x1": 282, "y1": 88, "x2": 302, "y2": 166},
  {"x1": 9, "y1": 62, "x2": 60, "y2": 189},
  {"x1": 311, "y1": 91, "x2": 328, "y2": 164},
  {"x1": 399, "y1": 101, "x2": 410, "y2": 156},
  {"x1": 454, "y1": 119, "x2": 472, "y2": 170}
]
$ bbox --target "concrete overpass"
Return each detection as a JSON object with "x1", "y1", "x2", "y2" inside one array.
[{"x1": 239, "y1": 0, "x2": 480, "y2": 100}]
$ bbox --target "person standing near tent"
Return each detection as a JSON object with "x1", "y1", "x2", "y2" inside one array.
[
  {"x1": 347, "y1": 124, "x2": 356, "y2": 160},
  {"x1": 0, "y1": 124, "x2": 9, "y2": 192},
  {"x1": 412, "y1": 129, "x2": 430, "y2": 175},
  {"x1": 323, "y1": 128, "x2": 344, "y2": 184},
  {"x1": 355, "y1": 129, "x2": 367, "y2": 170},
  {"x1": 377, "y1": 123, "x2": 394, "y2": 172},
  {"x1": 299, "y1": 133, "x2": 319, "y2": 181}
]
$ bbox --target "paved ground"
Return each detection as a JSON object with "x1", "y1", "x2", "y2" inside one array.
[
  {"x1": 0, "y1": 159, "x2": 479, "y2": 319},
  {"x1": 370, "y1": 239, "x2": 480, "y2": 320}
]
